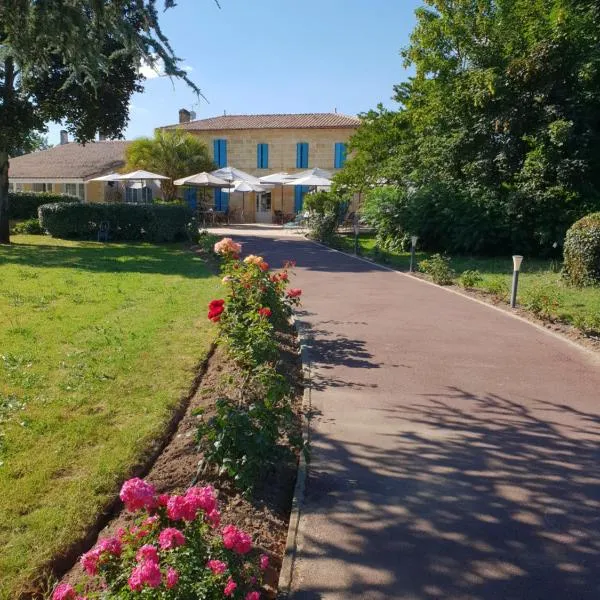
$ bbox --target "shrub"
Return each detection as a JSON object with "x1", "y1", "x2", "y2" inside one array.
[
  {"x1": 482, "y1": 276, "x2": 510, "y2": 301},
  {"x1": 12, "y1": 218, "x2": 44, "y2": 235},
  {"x1": 458, "y1": 269, "x2": 483, "y2": 288},
  {"x1": 419, "y1": 253, "x2": 455, "y2": 285},
  {"x1": 38, "y1": 202, "x2": 194, "y2": 242},
  {"x1": 573, "y1": 313, "x2": 600, "y2": 336},
  {"x1": 361, "y1": 186, "x2": 410, "y2": 252},
  {"x1": 50, "y1": 478, "x2": 267, "y2": 599},
  {"x1": 523, "y1": 283, "x2": 562, "y2": 319},
  {"x1": 304, "y1": 191, "x2": 345, "y2": 244},
  {"x1": 8, "y1": 192, "x2": 78, "y2": 220},
  {"x1": 563, "y1": 212, "x2": 600, "y2": 286}
]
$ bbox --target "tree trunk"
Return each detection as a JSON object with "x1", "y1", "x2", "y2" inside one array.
[{"x1": 0, "y1": 151, "x2": 9, "y2": 244}]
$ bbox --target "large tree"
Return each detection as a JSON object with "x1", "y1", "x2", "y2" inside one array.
[
  {"x1": 0, "y1": 0, "x2": 200, "y2": 244},
  {"x1": 124, "y1": 130, "x2": 215, "y2": 201}
]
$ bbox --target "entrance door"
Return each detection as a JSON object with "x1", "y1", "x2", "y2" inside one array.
[{"x1": 255, "y1": 192, "x2": 272, "y2": 223}]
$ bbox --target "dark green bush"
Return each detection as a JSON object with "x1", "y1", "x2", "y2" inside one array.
[
  {"x1": 361, "y1": 186, "x2": 411, "y2": 252},
  {"x1": 8, "y1": 192, "x2": 78, "y2": 220},
  {"x1": 419, "y1": 253, "x2": 455, "y2": 285},
  {"x1": 38, "y1": 202, "x2": 194, "y2": 242},
  {"x1": 563, "y1": 212, "x2": 600, "y2": 286},
  {"x1": 12, "y1": 218, "x2": 44, "y2": 235}
]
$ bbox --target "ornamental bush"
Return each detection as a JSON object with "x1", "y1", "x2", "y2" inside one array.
[
  {"x1": 51, "y1": 478, "x2": 268, "y2": 600},
  {"x1": 38, "y1": 202, "x2": 195, "y2": 242},
  {"x1": 12, "y1": 217, "x2": 44, "y2": 235},
  {"x1": 418, "y1": 253, "x2": 455, "y2": 285},
  {"x1": 563, "y1": 212, "x2": 600, "y2": 286},
  {"x1": 196, "y1": 239, "x2": 304, "y2": 492},
  {"x1": 8, "y1": 192, "x2": 79, "y2": 220}
]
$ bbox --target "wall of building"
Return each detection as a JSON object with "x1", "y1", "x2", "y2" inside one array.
[{"x1": 187, "y1": 126, "x2": 356, "y2": 222}]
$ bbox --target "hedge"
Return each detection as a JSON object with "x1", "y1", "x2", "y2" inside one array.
[
  {"x1": 563, "y1": 212, "x2": 600, "y2": 286},
  {"x1": 8, "y1": 192, "x2": 79, "y2": 220},
  {"x1": 38, "y1": 202, "x2": 195, "y2": 242}
]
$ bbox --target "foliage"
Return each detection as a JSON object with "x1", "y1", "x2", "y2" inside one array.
[
  {"x1": 125, "y1": 130, "x2": 215, "y2": 201},
  {"x1": 196, "y1": 239, "x2": 303, "y2": 493},
  {"x1": 8, "y1": 192, "x2": 78, "y2": 220},
  {"x1": 304, "y1": 190, "x2": 345, "y2": 244},
  {"x1": 419, "y1": 253, "x2": 455, "y2": 285},
  {"x1": 0, "y1": 236, "x2": 219, "y2": 598},
  {"x1": 10, "y1": 132, "x2": 51, "y2": 157},
  {"x1": 459, "y1": 270, "x2": 483, "y2": 289},
  {"x1": 11, "y1": 218, "x2": 44, "y2": 235},
  {"x1": 38, "y1": 202, "x2": 194, "y2": 242},
  {"x1": 482, "y1": 276, "x2": 510, "y2": 301},
  {"x1": 360, "y1": 186, "x2": 410, "y2": 252},
  {"x1": 0, "y1": 0, "x2": 200, "y2": 244},
  {"x1": 523, "y1": 282, "x2": 562, "y2": 319},
  {"x1": 563, "y1": 212, "x2": 600, "y2": 287},
  {"x1": 195, "y1": 230, "x2": 221, "y2": 254},
  {"x1": 51, "y1": 479, "x2": 266, "y2": 599},
  {"x1": 341, "y1": 0, "x2": 600, "y2": 256}
]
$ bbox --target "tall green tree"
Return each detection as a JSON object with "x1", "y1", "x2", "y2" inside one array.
[
  {"x1": 124, "y1": 130, "x2": 215, "y2": 201},
  {"x1": 0, "y1": 0, "x2": 200, "y2": 244}
]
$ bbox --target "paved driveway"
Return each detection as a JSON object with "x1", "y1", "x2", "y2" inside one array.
[{"x1": 214, "y1": 227, "x2": 600, "y2": 600}]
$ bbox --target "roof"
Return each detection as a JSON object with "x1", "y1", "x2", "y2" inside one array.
[
  {"x1": 163, "y1": 113, "x2": 360, "y2": 132},
  {"x1": 9, "y1": 140, "x2": 130, "y2": 181}
]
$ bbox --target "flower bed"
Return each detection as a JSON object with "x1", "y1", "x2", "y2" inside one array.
[{"x1": 50, "y1": 238, "x2": 304, "y2": 600}]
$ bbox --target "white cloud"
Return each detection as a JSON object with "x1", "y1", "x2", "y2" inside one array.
[{"x1": 138, "y1": 57, "x2": 194, "y2": 80}]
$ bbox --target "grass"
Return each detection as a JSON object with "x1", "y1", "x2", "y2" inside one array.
[
  {"x1": 334, "y1": 233, "x2": 600, "y2": 330},
  {"x1": 0, "y1": 235, "x2": 220, "y2": 598}
]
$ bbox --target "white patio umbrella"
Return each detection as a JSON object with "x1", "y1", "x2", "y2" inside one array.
[
  {"x1": 285, "y1": 174, "x2": 332, "y2": 188},
  {"x1": 223, "y1": 179, "x2": 269, "y2": 221},
  {"x1": 117, "y1": 170, "x2": 170, "y2": 203},
  {"x1": 211, "y1": 166, "x2": 260, "y2": 185},
  {"x1": 259, "y1": 172, "x2": 292, "y2": 215},
  {"x1": 288, "y1": 167, "x2": 333, "y2": 180},
  {"x1": 88, "y1": 172, "x2": 122, "y2": 182},
  {"x1": 174, "y1": 172, "x2": 231, "y2": 210}
]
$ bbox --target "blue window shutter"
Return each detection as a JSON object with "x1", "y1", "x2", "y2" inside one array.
[
  {"x1": 213, "y1": 139, "x2": 220, "y2": 165},
  {"x1": 185, "y1": 187, "x2": 197, "y2": 210},
  {"x1": 221, "y1": 140, "x2": 227, "y2": 168},
  {"x1": 257, "y1": 143, "x2": 268, "y2": 169},
  {"x1": 334, "y1": 143, "x2": 347, "y2": 168},
  {"x1": 296, "y1": 142, "x2": 308, "y2": 169},
  {"x1": 257, "y1": 144, "x2": 262, "y2": 169},
  {"x1": 294, "y1": 185, "x2": 310, "y2": 212},
  {"x1": 263, "y1": 143, "x2": 269, "y2": 168}
]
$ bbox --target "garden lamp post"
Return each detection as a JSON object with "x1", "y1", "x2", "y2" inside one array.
[
  {"x1": 353, "y1": 213, "x2": 360, "y2": 256},
  {"x1": 409, "y1": 236, "x2": 419, "y2": 272},
  {"x1": 510, "y1": 255, "x2": 523, "y2": 308}
]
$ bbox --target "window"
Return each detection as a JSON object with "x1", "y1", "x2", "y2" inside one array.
[
  {"x1": 125, "y1": 186, "x2": 153, "y2": 204},
  {"x1": 334, "y1": 143, "x2": 347, "y2": 169},
  {"x1": 257, "y1": 143, "x2": 269, "y2": 169},
  {"x1": 296, "y1": 142, "x2": 309, "y2": 168},
  {"x1": 32, "y1": 183, "x2": 47, "y2": 193},
  {"x1": 15, "y1": 183, "x2": 23, "y2": 192},
  {"x1": 213, "y1": 139, "x2": 227, "y2": 168},
  {"x1": 78, "y1": 184, "x2": 85, "y2": 200},
  {"x1": 65, "y1": 183, "x2": 78, "y2": 197},
  {"x1": 8, "y1": 183, "x2": 14, "y2": 192}
]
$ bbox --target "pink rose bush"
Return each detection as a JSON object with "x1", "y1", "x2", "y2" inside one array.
[{"x1": 52, "y1": 478, "x2": 264, "y2": 600}]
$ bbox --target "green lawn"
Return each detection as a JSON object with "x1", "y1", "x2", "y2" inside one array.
[
  {"x1": 0, "y1": 236, "x2": 220, "y2": 598},
  {"x1": 335, "y1": 233, "x2": 600, "y2": 330}
]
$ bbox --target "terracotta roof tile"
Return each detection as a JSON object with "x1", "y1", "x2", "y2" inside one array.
[
  {"x1": 164, "y1": 113, "x2": 360, "y2": 132},
  {"x1": 9, "y1": 140, "x2": 130, "y2": 181}
]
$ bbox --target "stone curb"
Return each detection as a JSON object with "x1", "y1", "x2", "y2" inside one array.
[{"x1": 277, "y1": 316, "x2": 312, "y2": 598}]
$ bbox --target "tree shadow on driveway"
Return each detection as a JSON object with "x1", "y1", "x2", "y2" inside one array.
[{"x1": 293, "y1": 387, "x2": 600, "y2": 599}]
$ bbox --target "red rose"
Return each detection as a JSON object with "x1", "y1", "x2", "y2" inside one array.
[{"x1": 258, "y1": 307, "x2": 272, "y2": 318}]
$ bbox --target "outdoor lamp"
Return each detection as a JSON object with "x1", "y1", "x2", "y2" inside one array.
[
  {"x1": 510, "y1": 255, "x2": 523, "y2": 308},
  {"x1": 409, "y1": 236, "x2": 419, "y2": 272}
]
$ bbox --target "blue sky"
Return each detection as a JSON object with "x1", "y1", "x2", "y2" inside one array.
[{"x1": 47, "y1": 0, "x2": 421, "y2": 145}]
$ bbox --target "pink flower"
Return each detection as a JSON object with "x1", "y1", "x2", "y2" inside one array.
[
  {"x1": 207, "y1": 559, "x2": 227, "y2": 574},
  {"x1": 258, "y1": 307, "x2": 272, "y2": 318},
  {"x1": 166, "y1": 494, "x2": 196, "y2": 521},
  {"x1": 214, "y1": 237, "x2": 242, "y2": 256},
  {"x1": 157, "y1": 493, "x2": 170, "y2": 507},
  {"x1": 221, "y1": 524, "x2": 253, "y2": 554},
  {"x1": 287, "y1": 288, "x2": 302, "y2": 298},
  {"x1": 142, "y1": 515, "x2": 159, "y2": 527},
  {"x1": 80, "y1": 549, "x2": 101, "y2": 576},
  {"x1": 185, "y1": 485, "x2": 217, "y2": 515},
  {"x1": 259, "y1": 261, "x2": 269, "y2": 272},
  {"x1": 96, "y1": 536, "x2": 122, "y2": 557},
  {"x1": 119, "y1": 478, "x2": 156, "y2": 512},
  {"x1": 52, "y1": 583, "x2": 76, "y2": 600},
  {"x1": 166, "y1": 567, "x2": 179, "y2": 589},
  {"x1": 136, "y1": 544, "x2": 159, "y2": 563},
  {"x1": 246, "y1": 592, "x2": 261, "y2": 600},
  {"x1": 260, "y1": 553, "x2": 269, "y2": 570},
  {"x1": 158, "y1": 528, "x2": 186, "y2": 550},
  {"x1": 128, "y1": 559, "x2": 162, "y2": 591},
  {"x1": 207, "y1": 508, "x2": 221, "y2": 528},
  {"x1": 222, "y1": 275, "x2": 233, "y2": 283},
  {"x1": 224, "y1": 578, "x2": 237, "y2": 597}
]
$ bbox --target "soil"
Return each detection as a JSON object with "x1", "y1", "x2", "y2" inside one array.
[{"x1": 54, "y1": 327, "x2": 303, "y2": 599}]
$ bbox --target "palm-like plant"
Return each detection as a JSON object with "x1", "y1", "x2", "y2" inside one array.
[{"x1": 124, "y1": 130, "x2": 215, "y2": 201}]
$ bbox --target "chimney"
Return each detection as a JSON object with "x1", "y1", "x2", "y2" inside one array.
[
  {"x1": 179, "y1": 109, "x2": 191, "y2": 124},
  {"x1": 98, "y1": 132, "x2": 107, "y2": 141},
  {"x1": 189, "y1": 111, "x2": 197, "y2": 121},
  {"x1": 60, "y1": 130, "x2": 69, "y2": 145}
]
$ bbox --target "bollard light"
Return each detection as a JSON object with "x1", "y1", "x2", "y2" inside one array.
[
  {"x1": 409, "y1": 236, "x2": 419, "y2": 272},
  {"x1": 510, "y1": 255, "x2": 523, "y2": 308}
]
